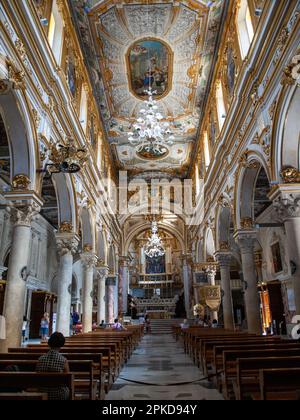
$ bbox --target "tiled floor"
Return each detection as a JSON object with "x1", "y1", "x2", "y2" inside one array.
[{"x1": 106, "y1": 334, "x2": 223, "y2": 400}]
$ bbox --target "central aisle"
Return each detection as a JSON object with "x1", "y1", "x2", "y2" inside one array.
[{"x1": 106, "y1": 334, "x2": 223, "y2": 400}]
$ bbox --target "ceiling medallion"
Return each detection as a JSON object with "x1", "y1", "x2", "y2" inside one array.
[
  {"x1": 144, "y1": 221, "x2": 165, "y2": 259},
  {"x1": 128, "y1": 88, "x2": 175, "y2": 156},
  {"x1": 137, "y1": 144, "x2": 169, "y2": 160}
]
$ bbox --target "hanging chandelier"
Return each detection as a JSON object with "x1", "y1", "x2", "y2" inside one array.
[
  {"x1": 128, "y1": 88, "x2": 175, "y2": 156},
  {"x1": 144, "y1": 221, "x2": 165, "y2": 259}
]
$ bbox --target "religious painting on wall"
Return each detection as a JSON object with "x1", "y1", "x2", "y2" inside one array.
[
  {"x1": 226, "y1": 46, "x2": 236, "y2": 97},
  {"x1": 146, "y1": 255, "x2": 166, "y2": 274},
  {"x1": 67, "y1": 54, "x2": 77, "y2": 97},
  {"x1": 271, "y1": 242, "x2": 283, "y2": 274},
  {"x1": 127, "y1": 39, "x2": 172, "y2": 99}
]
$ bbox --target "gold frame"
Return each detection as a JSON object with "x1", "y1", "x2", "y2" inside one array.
[{"x1": 125, "y1": 37, "x2": 174, "y2": 101}]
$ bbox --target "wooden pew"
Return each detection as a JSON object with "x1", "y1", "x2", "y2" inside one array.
[
  {"x1": 0, "y1": 360, "x2": 97, "y2": 400},
  {"x1": 0, "y1": 372, "x2": 74, "y2": 400},
  {"x1": 2, "y1": 352, "x2": 107, "y2": 396},
  {"x1": 258, "y1": 368, "x2": 300, "y2": 400},
  {"x1": 10, "y1": 346, "x2": 114, "y2": 388},
  {"x1": 235, "y1": 356, "x2": 300, "y2": 400},
  {"x1": 0, "y1": 392, "x2": 48, "y2": 400},
  {"x1": 221, "y1": 347, "x2": 300, "y2": 399}
]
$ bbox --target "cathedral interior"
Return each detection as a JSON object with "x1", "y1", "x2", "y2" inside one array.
[{"x1": 0, "y1": 0, "x2": 299, "y2": 402}]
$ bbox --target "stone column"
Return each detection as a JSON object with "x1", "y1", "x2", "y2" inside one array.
[
  {"x1": 119, "y1": 257, "x2": 129, "y2": 315},
  {"x1": 182, "y1": 256, "x2": 192, "y2": 318},
  {"x1": 215, "y1": 251, "x2": 235, "y2": 330},
  {"x1": 55, "y1": 231, "x2": 79, "y2": 337},
  {"x1": 206, "y1": 265, "x2": 219, "y2": 322},
  {"x1": 234, "y1": 229, "x2": 261, "y2": 334},
  {"x1": 97, "y1": 266, "x2": 109, "y2": 324},
  {"x1": 106, "y1": 276, "x2": 116, "y2": 323},
  {"x1": 81, "y1": 252, "x2": 98, "y2": 333},
  {"x1": 0, "y1": 195, "x2": 42, "y2": 352},
  {"x1": 270, "y1": 186, "x2": 300, "y2": 313}
]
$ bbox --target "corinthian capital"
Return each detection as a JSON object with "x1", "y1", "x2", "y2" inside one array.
[
  {"x1": 234, "y1": 229, "x2": 257, "y2": 254},
  {"x1": 269, "y1": 185, "x2": 300, "y2": 221},
  {"x1": 215, "y1": 251, "x2": 232, "y2": 267},
  {"x1": 97, "y1": 265, "x2": 109, "y2": 280},
  {"x1": 81, "y1": 252, "x2": 98, "y2": 270},
  {"x1": 9, "y1": 202, "x2": 40, "y2": 227},
  {"x1": 56, "y1": 233, "x2": 79, "y2": 256}
]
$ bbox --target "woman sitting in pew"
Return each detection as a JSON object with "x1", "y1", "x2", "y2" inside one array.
[{"x1": 36, "y1": 332, "x2": 70, "y2": 400}]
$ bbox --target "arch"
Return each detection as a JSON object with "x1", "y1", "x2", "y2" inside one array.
[
  {"x1": 0, "y1": 88, "x2": 38, "y2": 189},
  {"x1": 204, "y1": 227, "x2": 215, "y2": 260},
  {"x1": 51, "y1": 173, "x2": 78, "y2": 231},
  {"x1": 271, "y1": 85, "x2": 300, "y2": 180},
  {"x1": 107, "y1": 245, "x2": 116, "y2": 274},
  {"x1": 123, "y1": 221, "x2": 186, "y2": 256},
  {"x1": 97, "y1": 229, "x2": 107, "y2": 264},
  {"x1": 80, "y1": 207, "x2": 95, "y2": 250},
  {"x1": 215, "y1": 205, "x2": 231, "y2": 250},
  {"x1": 234, "y1": 152, "x2": 271, "y2": 228}
]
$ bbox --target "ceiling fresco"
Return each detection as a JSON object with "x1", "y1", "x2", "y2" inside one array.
[{"x1": 69, "y1": 0, "x2": 226, "y2": 177}]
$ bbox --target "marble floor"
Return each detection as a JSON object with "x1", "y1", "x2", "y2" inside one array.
[{"x1": 106, "y1": 334, "x2": 223, "y2": 401}]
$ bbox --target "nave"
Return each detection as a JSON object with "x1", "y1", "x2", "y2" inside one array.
[{"x1": 106, "y1": 334, "x2": 222, "y2": 401}]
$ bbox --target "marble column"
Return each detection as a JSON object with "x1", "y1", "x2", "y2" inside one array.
[
  {"x1": 0, "y1": 198, "x2": 41, "y2": 352},
  {"x1": 182, "y1": 256, "x2": 192, "y2": 318},
  {"x1": 270, "y1": 186, "x2": 300, "y2": 313},
  {"x1": 81, "y1": 252, "x2": 98, "y2": 333},
  {"x1": 55, "y1": 232, "x2": 79, "y2": 337},
  {"x1": 215, "y1": 252, "x2": 235, "y2": 330},
  {"x1": 206, "y1": 266, "x2": 219, "y2": 322},
  {"x1": 97, "y1": 266, "x2": 109, "y2": 324},
  {"x1": 106, "y1": 276, "x2": 116, "y2": 323},
  {"x1": 119, "y1": 257, "x2": 129, "y2": 315},
  {"x1": 234, "y1": 230, "x2": 261, "y2": 334}
]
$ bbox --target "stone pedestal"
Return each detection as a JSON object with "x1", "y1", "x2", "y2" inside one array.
[
  {"x1": 215, "y1": 252, "x2": 235, "y2": 330},
  {"x1": 97, "y1": 266, "x2": 109, "y2": 324},
  {"x1": 234, "y1": 230, "x2": 261, "y2": 334},
  {"x1": 270, "y1": 186, "x2": 300, "y2": 313},
  {"x1": 0, "y1": 196, "x2": 42, "y2": 352},
  {"x1": 81, "y1": 253, "x2": 97, "y2": 333},
  {"x1": 56, "y1": 232, "x2": 79, "y2": 337}
]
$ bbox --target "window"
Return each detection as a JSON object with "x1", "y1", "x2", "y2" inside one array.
[
  {"x1": 237, "y1": 0, "x2": 254, "y2": 59},
  {"x1": 79, "y1": 85, "x2": 88, "y2": 131},
  {"x1": 216, "y1": 82, "x2": 226, "y2": 130},
  {"x1": 48, "y1": 1, "x2": 64, "y2": 64},
  {"x1": 203, "y1": 131, "x2": 210, "y2": 169},
  {"x1": 195, "y1": 164, "x2": 201, "y2": 196}
]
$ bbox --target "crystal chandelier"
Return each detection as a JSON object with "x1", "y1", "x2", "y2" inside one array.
[
  {"x1": 128, "y1": 88, "x2": 175, "y2": 156},
  {"x1": 144, "y1": 221, "x2": 165, "y2": 258}
]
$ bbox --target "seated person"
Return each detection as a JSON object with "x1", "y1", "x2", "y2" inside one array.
[
  {"x1": 99, "y1": 320, "x2": 106, "y2": 328},
  {"x1": 36, "y1": 332, "x2": 70, "y2": 400},
  {"x1": 112, "y1": 318, "x2": 126, "y2": 331},
  {"x1": 180, "y1": 319, "x2": 190, "y2": 330},
  {"x1": 211, "y1": 319, "x2": 218, "y2": 329}
]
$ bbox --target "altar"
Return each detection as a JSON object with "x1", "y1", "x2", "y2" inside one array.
[
  {"x1": 146, "y1": 310, "x2": 170, "y2": 319},
  {"x1": 136, "y1": 295, "x2": 176, "y2": 318}
]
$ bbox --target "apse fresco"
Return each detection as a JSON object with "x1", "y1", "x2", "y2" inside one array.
[{"x1": 127, "y1": 39, "x2": 171, "y2": 98}]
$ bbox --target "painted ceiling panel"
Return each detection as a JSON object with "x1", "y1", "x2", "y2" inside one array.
[{"x1": 69, "y1": 0, "x2": 226, "y2": 177}]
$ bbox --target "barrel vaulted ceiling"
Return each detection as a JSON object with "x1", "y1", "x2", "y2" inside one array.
[{"x1": 70, "y1": 0, "x2": 226, "y2": 178}]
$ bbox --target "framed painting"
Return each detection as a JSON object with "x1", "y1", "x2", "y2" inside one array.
[
  {"x1": 126, "y1": 38, "x2": 173, "y2": 99},
  {"x1": 271, "y1": 242, "x2": 283, "y2": 274}
]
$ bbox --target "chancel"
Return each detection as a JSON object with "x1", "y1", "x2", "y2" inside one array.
[{"x1": 0, "y1": 0, "x2": 299, "y2": 402}]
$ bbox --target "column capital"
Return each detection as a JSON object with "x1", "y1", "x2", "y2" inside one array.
[
  {"x1": 5, "y1": 191, "x2": 43, "y2": 227},
  {"x1": 119, "y1": 256, "x2": 130, "y2": 267},
  {"x1": 81, "y1": 252, "x2": 98, "y2": 269},
  {"x1": 96, "y1": 265, "x2": 109, "y2": 279},
  {"x1": 234, "y1": 229, "x2": 258, "y2": 254},
  {"x1": 215, "y1": 251, "x2": 232, "y2": 267},
  {"x1": 56, "y1": 233, "x2": 80, "y2": 256},
  {"x1": 268, "y1": 184, "x2": 300, "y2": 220}
]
